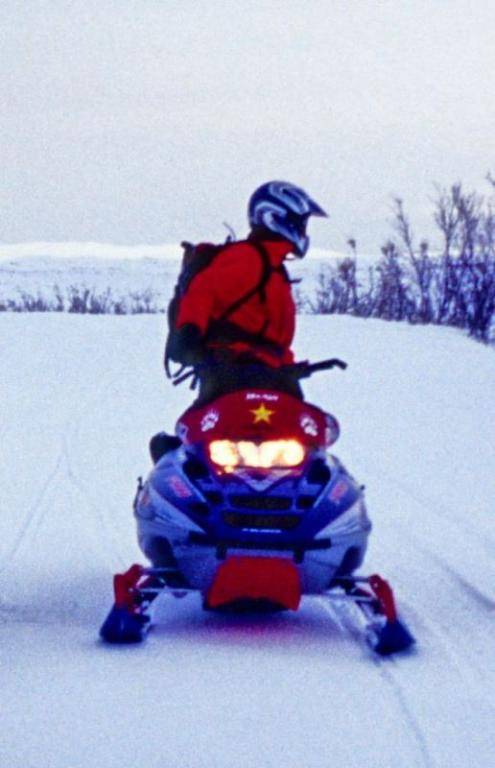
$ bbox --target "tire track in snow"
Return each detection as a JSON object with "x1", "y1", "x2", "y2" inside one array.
[
  {"x1": 371, "y1": 498, "x2": 495, "y2": 695},
  {"x1": 317, "y1": 598, "x2": 433, "y2": 768},
  {"x1": 316, "y1": 456, "x2": 491, "y2": 768},
  {"x1": 0, "y1": 360, "x2": 124, "y2": 588},
  {"x1": 404, "y1": 552, "x2": 495, "y2": 685},
  {"x1": 0, "y1": 378, "x2": 121, "y2": 577},
  {"x1": 391, "y1": 506, "x2": 495, "y2": 624},
  {"x1": 375, "y1": 661, "x2": 434, "y2": 768},
  {"x1": 60, "y1": 363, "x2": 133, "y2": 567},
  {"x1": 363, "y1": 505, "x2": 495, "y2": 765},
  {"x1": 0, "y1": 448, "x2": 65, "y2": 575},
  {"x1": 446, "y1": 561, "x2": 495, "y2": 611},
  {"x1": 360, "y1": 459, "x2": 495, "y2": 608},
  {"x1": 62, "y1": 429, "x2": 129, "y2": 568},
  {"x1": 412, "y1": 605, "x2": 488, "y2": 688},
  {"x1": 385, "y1": 473, "x2": 495, "y2": 552},
  {"x1": 432, "y1": 558, "x2": 495, "y2": 612}
]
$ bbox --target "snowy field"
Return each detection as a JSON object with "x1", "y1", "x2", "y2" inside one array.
[{"x1": 1, "y1": 309, "x2": 495, "y2": 768}]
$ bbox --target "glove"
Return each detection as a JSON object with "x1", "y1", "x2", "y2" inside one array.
[{"x1": 166, "y1": 323, "x2": 205, "y2": 367}]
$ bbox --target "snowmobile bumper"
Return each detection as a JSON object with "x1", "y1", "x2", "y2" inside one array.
[{"x1": 205, "y1": 555, "x2": 301, "y2": 610}]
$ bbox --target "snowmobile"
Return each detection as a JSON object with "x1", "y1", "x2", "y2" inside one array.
[{"x1": 100, "y1": 358, "x2": 415, "y2": 655}]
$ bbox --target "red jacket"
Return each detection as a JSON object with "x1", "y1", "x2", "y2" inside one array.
[{"x1": 176, "y1": 238, "x2": 296, "y2": 367}]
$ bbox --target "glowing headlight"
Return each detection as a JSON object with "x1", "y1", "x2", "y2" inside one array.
[{"x1": 209, "y1": 439, "x2": 305, "y2": 470}]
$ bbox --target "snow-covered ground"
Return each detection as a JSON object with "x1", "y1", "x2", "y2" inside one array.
[{"x1": 1, "y1": 310, "x2": 494, "y2": 768}]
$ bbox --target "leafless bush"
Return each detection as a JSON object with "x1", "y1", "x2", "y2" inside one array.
[
  {"x1": 0, "y1": 286, "x2": 165, "y2": 314},
  {"x1": 308, "y1": 255, "x2": 363, "y2": 315},
  {"x1": 309, "y1": 180, "x2": 495, "y2": 344}
]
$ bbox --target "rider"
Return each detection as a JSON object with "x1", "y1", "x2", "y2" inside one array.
[
  {"x1": 167, "y1": 180, "x2": 327, "y2": 403},
  {"x1": 150, "y1": 181, "x2": 327, "y2": 462}
]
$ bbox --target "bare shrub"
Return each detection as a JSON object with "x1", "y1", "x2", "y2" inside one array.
[
  {"x1": 309, "y1": 251, "x2": 362, "y2": 316},
  {"x1": 0, "y1": 286, "x2": 165, "y2": 315},
  {"x1": 307, "y1": 178, "x2": 495, "y2": 344}
]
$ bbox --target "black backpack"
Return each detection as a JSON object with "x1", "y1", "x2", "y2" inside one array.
[{"x1": 164, "y1": 238, "x2": 290, "y2": 377}]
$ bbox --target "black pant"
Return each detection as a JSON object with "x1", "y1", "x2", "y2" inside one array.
[{"x1": 192, "y1": 360, "x2": 304, "y2": 408}]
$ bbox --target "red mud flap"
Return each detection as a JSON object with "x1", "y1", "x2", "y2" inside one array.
[{"x1": 206, "y1": 556, "x2": 301, "y2": 610}]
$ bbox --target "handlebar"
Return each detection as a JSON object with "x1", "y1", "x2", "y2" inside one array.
[
  {"x1": 290, "y1": 358, "x2": 348, "y2": 379},
  {"x1": 171, "y1": 356, "x2": 347, "y2": 386}
]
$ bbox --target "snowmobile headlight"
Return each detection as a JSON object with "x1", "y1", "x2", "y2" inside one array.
[{"x1": 209, "y1": 439, "x2": 305, "y2": 471}]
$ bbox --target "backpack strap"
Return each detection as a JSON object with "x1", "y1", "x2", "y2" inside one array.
[
  {"x1": 215, "y1": 241, "x2": 286, "y2": 323},
  {"x1": 204, "y1": 241, "x2": 289, "y2": 359},
  {"x1": 165, "y1": 240, "x2": 289, "y2": 378}
]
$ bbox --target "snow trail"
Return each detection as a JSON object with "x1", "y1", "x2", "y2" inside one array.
[{"x1": 1, "y1": 313, "x2": 494, "y2": 768}]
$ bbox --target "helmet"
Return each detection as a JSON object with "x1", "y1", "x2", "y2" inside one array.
[{"x1": 248, "y1": 181, "x2": 327, "y2": 256}]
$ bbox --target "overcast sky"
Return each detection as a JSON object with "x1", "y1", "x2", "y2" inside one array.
[{"x1": 1, "y1": 0, "x2": 494, "y2": 251}]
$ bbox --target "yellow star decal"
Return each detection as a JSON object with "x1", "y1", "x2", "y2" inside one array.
[{"x1": 250, "y1": 403, "x2": 275, "y2": 424}]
